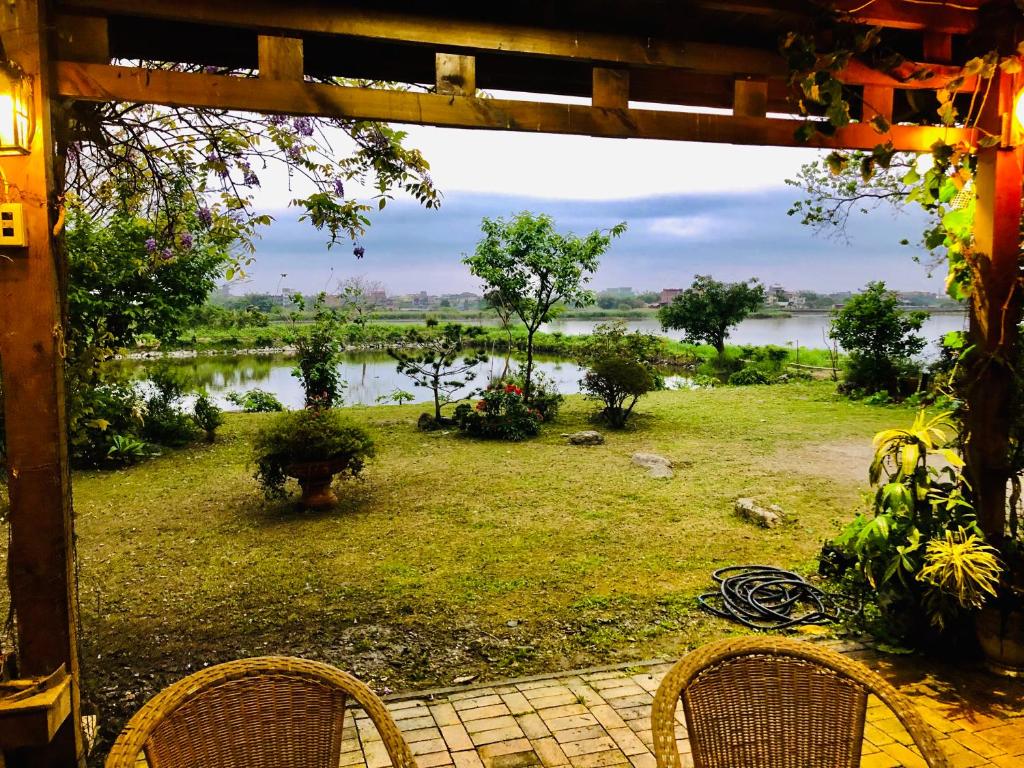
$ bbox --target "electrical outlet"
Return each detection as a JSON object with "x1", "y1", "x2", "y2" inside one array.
[{"x1": 0, "y1": 203, "x2": 27, "y2": 248}]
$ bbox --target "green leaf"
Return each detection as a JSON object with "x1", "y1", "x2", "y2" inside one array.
[
  {"x1": 869, "y1": 114, "x2": 890, "y2": 134},
  {"x1": 901, "y1": 167, "x2": 920, "y2": 185}
]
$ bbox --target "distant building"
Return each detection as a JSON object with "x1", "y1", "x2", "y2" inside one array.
[{"x1": 657, "y1": 288, "x2": 683, "y2": 306}]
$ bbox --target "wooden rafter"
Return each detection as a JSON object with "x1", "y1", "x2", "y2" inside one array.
[{"x1": 56, "y1": 62, "x2": 971, "y2": 151}]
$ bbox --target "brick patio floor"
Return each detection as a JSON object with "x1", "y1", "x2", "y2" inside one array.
[{"x1": 340, "y1": 640, "x2": 1024, "y2": 768}]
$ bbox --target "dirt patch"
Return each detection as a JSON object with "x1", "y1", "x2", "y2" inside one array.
[{"x1": 774, "y1": 440, "x2": 874, "y2": 485}]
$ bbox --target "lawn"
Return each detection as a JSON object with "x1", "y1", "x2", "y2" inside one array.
[{"x1": 8, "y1": 382, "x2": 909, "y2": 750}]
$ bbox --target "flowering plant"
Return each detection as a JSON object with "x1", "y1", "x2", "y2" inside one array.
[{"x1": 453, "y1": 384, "x2": 541, "y2": 441}]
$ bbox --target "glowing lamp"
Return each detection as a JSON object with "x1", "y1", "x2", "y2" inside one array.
[
  {"x1": 1016, "y1": 87, "x2": 1024, "y2": 132},
  {"x1": 0, "y1": 62, "x2": 33, "y2": 155}
]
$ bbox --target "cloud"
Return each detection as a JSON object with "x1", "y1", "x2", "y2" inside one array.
[
  {"x1": 646, "y1": 214, "x2": 726, "y2": 240},
  {"x1": 231, "y1": 189, "x2": 941, "y2": 297}
]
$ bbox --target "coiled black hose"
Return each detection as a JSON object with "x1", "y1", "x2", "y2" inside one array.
[{"x1": 697, "y1": 565, "x2": 841, "y2": 630}]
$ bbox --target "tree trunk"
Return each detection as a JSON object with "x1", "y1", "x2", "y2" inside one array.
[{"x1": 524, "y1": 328, "x2": 536, "y2": 401}]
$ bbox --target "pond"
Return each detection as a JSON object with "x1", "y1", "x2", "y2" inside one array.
[
  {"x1": 114, "y1": 351, "x2": 695, "y2": 409},
  {"x1": 119, "y1": 311, "x2": 966, "y2": 409}
]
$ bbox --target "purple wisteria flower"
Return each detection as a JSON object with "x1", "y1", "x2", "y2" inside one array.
[
  {"x1": 268, "y1": 114, "x2": 286, "y2": 126},
  {"x1": 353, "y1": 244, "x2": 365, "y2": 259},
  {"x1": 197, "y1": 207, "x2": 213, "y2": 227},
  {"x1": 292, "y1": 117, "x2": 314, "y2": 137},
  {"x1": 243, "y1": 170, "x2": 260, "y2": 186},
  {"x1": 286, "y1": 145, "x2": 303, "y2": 161},
  {"x1": 160, "y1": 248, "x2": 174, "y2": 261},
  {"x1": 332, "y1": 178, "x2": 345, "y2": 197},
  {"x1": 144, "y1": 237, "x2": 157, "y2": 253},
  {"x1": 180, "y1": 232, "x2": 193, "y2": 249}
]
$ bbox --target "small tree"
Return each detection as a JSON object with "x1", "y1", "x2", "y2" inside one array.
[
  {"x1": 578, "y1": 322, "x2": 662, "y2": 428},
  {"x1": 829, "y1": 281, "x2": 928, "y2": 394},
  {"x1": 293, "y1": 293, "x2": 347, "y2": 408},
  {"x1": 464, "y1": 212, "x2": 626, "y2": 401},
  {"x1": 390, "y1": 325, "x2": 486, "y2": 423},
  {"x1": 658, "y1": 275, "x2": 765, "y2": 355}
]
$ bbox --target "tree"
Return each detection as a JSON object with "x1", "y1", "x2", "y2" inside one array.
[
  {"x1": 657, "y1": 275, "x2": 765, "y2": 355},
  {"x1": 64, "y1": 194, "x2": 235, "y2": 461},
  {"x1": 64, "y1": 77, "x2": 440, "y2": 269},
  {"x1": 578, "y1": 322, "x2": 662, "y2": 428},
  {"x1": 829, "y1": 282, "x2": 928, "y2": 394},
  {"x1": 390, "y1": 325, "x2": 485, "y2": 423},
  {"x1": 292, "y1": 294, "x2": 348, "y2": 408},
  {"x1": 464, "y1": 212, "x2": 626, "y2": 400}
]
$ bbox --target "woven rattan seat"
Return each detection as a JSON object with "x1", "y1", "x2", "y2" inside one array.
[
  {"x1": 651, "y1": 637, "x2": 950, "y2": 768},
  {"x1": 105, "y1": 656, "x2": 418, "y2": 768}
]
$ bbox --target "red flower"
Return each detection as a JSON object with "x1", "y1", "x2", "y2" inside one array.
[
  {"x1": 505, "y1": 384, "x2": 523, "y2": 395},
  {"x1": 475, "y1": 400, "x2": 487, "y2": 411}
]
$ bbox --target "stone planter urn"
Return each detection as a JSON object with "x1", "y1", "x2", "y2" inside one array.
[
  {"x1": 977, "y1": 604, "x2": 1024, "y2": 677},
  {"x1": 285, "y1": 457, "x2": 351, "y2": 510}
]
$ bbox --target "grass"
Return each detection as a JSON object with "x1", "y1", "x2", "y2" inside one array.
[{"x1": 4, "y1": 382, "x2": 911, "y2": 750}]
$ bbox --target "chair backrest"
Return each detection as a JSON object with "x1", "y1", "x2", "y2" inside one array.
[
  {"x1": 105, "y1": 656, "x2": 418, "y2": 768},
  {"x1": 651, "y1": 637, "x2": 950, "y2": 768}
]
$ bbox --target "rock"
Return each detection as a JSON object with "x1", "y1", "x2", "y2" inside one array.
[
  {"x1": 452, "y1": 674, "x2": 477, "y2": 685},
  {"x1": 564, "y1": 430, "x2": 604, "y2": 446},
  {"x1": 631, "y1": 452, "x2": 674, "y2": 479},
  {"x1": 735, "y1": 497, "x2": 785, "y2": 528}
]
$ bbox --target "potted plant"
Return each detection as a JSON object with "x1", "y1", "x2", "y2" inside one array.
[{"x1": 253, "y1": 408, "x2": 374, "y2": 509}]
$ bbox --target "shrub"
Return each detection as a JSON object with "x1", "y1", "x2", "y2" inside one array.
[
  {"x1": 504, "y1": 368, "x2": 563, "y2": 421},
  {"x1": 253, "y1": 408, "x2": 375, "y2": 499},
  {"x1": 829, "y1": 281, "x2": 927, "y2": 395},
  {"x1": 106, "y1": 434, "x2": 150, "y2": 466},
  {"x1": 226, "y1": 388, "x2": 286, "y2": 413},
  {"x1": 141, "y1": 368, "x2": 200, "y2": 447},
  {"x1": 68, "y1": 381, "x2": 147, "y2": 466},
  {"x1": 453, "y1": 383, "x2": 541, "y2": 441},
  {"x1": 690, "y1": 374, "x2": 720, "y2": 389},
  {"x1": 728, "y1": 367, "x2": 770, "y2": 386},
  {"x1": 192, "y1": 393, "x2": 224, "y2": 442},
  {"x1": 821, "y1": 411, "x2": 987, "y2": 641},
  {"x1": 577, "y1": 322, "x2": 661, "y2": 428}
]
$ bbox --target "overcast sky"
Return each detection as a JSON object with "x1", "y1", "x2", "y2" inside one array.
[{"x1": 231, "y1": 124, "x2": 941, "y2": 296}]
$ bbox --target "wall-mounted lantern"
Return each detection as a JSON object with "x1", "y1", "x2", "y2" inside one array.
[{"x1": 0, "y1": 60, "x2": 33, "y2": 155}]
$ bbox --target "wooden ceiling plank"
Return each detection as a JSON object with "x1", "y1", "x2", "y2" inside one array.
[
  {"x1": 55, "y1": 61, "x2": 970, "y2": 152},
  {"x1": 58, "y1": 0, "x2": 789, "y2": 74},
  {"x1": 55, "y1": 13, "x2": 109, "y2": 63}
]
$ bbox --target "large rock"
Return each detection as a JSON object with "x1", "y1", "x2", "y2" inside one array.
[
  {"x1": 564, "y1": 430, "x2": 604, "y2": 446},
  {"x1": 632, "y1": 452, "x2": 673, "y2": 479},
  {"x1": 735, "y1": 498, "x2": 785, "y2": 528}
]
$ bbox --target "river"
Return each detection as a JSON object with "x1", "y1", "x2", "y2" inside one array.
[{"x1": 122, "y1": 312, "x2": 965, "y2": 409}]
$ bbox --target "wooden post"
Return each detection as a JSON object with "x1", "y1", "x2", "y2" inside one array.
[
  {"x1": 435, "y1": 53, "x2": 475, "y2": 96},
  {"x1": 258, "y1": 35, "x2": 304, "y2": 81},
  {"x1": 861, "y1": 85, "x2": 893, "y2": 123},
  {"x1": 0, "y1": 0, "x2": 84, "y2": 766},
  {"x1": 965, "y1": 69, "x2": 1023, "y2": 542},
  {"x1": 593, "y1": 67, "x2": 629, "y2": 109},
  {"x1": 733, "y1": 78, "x2": 767, "y2": 118}
]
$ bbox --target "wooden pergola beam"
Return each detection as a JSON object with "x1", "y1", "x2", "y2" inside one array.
[{"x1": 55, "y1": 62, "x2": 972, "y2": 151}]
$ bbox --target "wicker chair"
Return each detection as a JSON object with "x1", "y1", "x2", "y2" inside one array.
[
  {"x1": 105, "y1": 656, "x2": 418, "y2": 768},
  {"x1": 651, "y1": 637, "x2": 950, "y2": 768}
]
